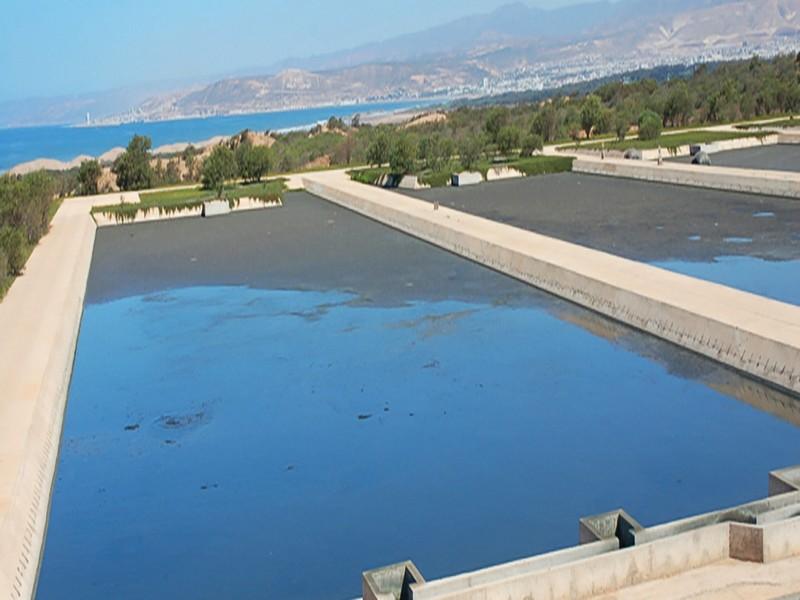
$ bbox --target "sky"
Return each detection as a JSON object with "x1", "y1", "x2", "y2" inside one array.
[{"x1": 0, "y1": 0, "x2": 589, "y2": 102}]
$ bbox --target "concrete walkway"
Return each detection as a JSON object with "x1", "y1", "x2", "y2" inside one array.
[
  {"x1": 0, "y1": 192, "x2": 136, "y2": 600},
  {"x1": 303, "y1": 170, "x2": 800, "y2": 395}
]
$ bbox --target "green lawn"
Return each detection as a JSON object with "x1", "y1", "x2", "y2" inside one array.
[
  {"x1": 349, "y1": 156, "x2": 574, "y2": 188},
  {"x1": 92, "y1": 179, "x2": 287, "y2": 219},
  {"x1": 579, "y1": 130, "x2": 774, "y2": 152}
]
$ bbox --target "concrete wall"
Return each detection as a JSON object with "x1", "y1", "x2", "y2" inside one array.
[
  {"x1": 409, "y1": 525, "x2": 730, "y2": 600},
  {"x1": 303, "y1": 172, "x2": 800, "y2": 395},
  {"x1": 573, "y1": 156, "x2": 800, "y2": 199}
]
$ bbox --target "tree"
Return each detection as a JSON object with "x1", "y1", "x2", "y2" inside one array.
[
  {"x1": 580, "y1": 94, "x2": 603, "y2": 139},
  {"x1": 327, "y1": 116, "x2": 346, "y2": 131},
  {"x1": 236, "y1": 143, "x2": 272, "y2": 182},
  {"x1": 0, "y1": 226, "x2": 26, "y2": 275},
  {"x1": 389, "y1": 135, "x2": 417, "y2": 174},
  {"x1": 351, "y1": 113, "x2": 362, "y2": 128},
  {"x1": 497, "y1": 126, "x2": 521, "y2": 155},
  {"x1": 638, "y1": 110, "x2": 663, "y2": 141},
  {"x1": 520, "y1": 133, "x2": 543, "y2": 157},
  {"x1": 366, "y1": 131, "x2": 391, "y2": 166},
  {"x1": 182, "y1": 145, "x2": 198, "y2": 181},
  {"x1": 614, "y1": 112, "x2": 630, "y2": 142},
  {"x1": 202, "y1": 146, "x2": 237, "y2": 198},
  {"x1": 484, "y1": 108, "x2": 508, "y2": 143},
  {"x1": 459, "y1": 135, "x2": 484, "y2": 171},
  {"x1": 77, "y1": 160, "x2": 102, "y2": 196},
  {"x1": 112, "y1": 135, "x2": 154, "y2": 191},
  {"x1": 532, "y1": 104, "x2": 558, "y2": 142},
  {"x1": 664, "y1": 82, "x2": 692, "y2": 127},
  {"x1": 419, "y1": 135, "x2": 449, "y2": 171}
]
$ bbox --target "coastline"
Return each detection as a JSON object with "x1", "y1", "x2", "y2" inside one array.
[{"x1": 2, "y1": 100, "x2": 444, "y2": 176}]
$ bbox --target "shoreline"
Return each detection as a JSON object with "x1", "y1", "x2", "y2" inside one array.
[{"x1": 3, "y1": 99, "x2": 445, "y2": 176}]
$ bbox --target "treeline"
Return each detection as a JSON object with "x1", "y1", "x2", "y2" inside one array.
[
  {"x1": 58, "y1": 53, "x2": 800, "y2": 196},
  {"x1": 0, "y1": 172, "x2": 58, "y2": 292}
]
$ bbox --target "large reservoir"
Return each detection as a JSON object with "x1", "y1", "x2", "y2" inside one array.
[{"x1": 36, "y1": 193, "x2": 800, "y2": 600}]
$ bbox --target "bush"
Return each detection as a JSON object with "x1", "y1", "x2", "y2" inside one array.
[{"x1": 638, "y1": 110, "x2": 663, "y2": 141}]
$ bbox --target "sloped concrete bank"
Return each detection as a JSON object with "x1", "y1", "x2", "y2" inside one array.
[
  {"x1": 303, "y1": 171, "x2": 800, "y2": 395},
  {"x1": 573, "y1": 155, "x2": 800, "y2": 198},
  {"x1": 0, "y1": 195, "x2": 109, "y2": 600}
]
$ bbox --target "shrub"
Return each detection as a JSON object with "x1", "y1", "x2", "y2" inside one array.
[
  {"x1": 77, "y1": 160, "x2": 102, "y2": 196},
  {"x1": 366, "y1": 131, "x2": 391, "y2": 166},
  {"x1": 638, "y1": 110, "x2": 663, "y2": 141},
  {"x1": 112, "y1": 135, "x2": 154, "y2": 191},
  {"x1": 0, "y1": 226, "x2": 27, "y2": 275}
]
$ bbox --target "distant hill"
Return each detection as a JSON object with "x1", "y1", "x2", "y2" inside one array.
[{"x1": 5, "y1": 0, "x2": 800, "y2": 127}]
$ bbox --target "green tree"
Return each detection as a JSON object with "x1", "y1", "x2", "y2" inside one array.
[
  {"x1": 459, "y1": 135, "x2": 484, "y2": 171},
  {"x1": 580, "y1": 94, "x2": 603, "y2": 139},
  {"x1": 638, "y1": 110, "x2": 663, "y2": 141},
  {"x1": 614, "y1": 112, "x2": 630, "y2": 142},
  {"x1": 531, "y1": 104, "x2": 558, "y2": 142},
  {"x1": 497, "y1": 126, "x2": 521, "y2": 155},
  {"x1": 77, "y1": 160, "x2": 102, "y2": 196},
  {"x1": 419, "y1": 135, "x2": 452, "y2": 171},
  {"x1": 520, "y1": 133, "x2": 544, "y2": 157},
  {"x1": 182, "y1": 145, "x2": 199, "y2": 181},
  {"x1": 202, "y1": 146, "x2": 237, "y2": 198},
  {"x1": 0, "y1": 226, "x2": 27, "y2": 275},
  {"x1": 236, "y1": 143, "x2": 272, "y2": 182},
  {"x1": 664, "y1": 82, "x2": 692, "y2": 127},
  {"x1": 112, "y1": 135, "x2": 154, "y2": 191},
  {"x1": 366, "y1": 131, "x2": 391, "y2": 166},
  {"x1": 389, "y1": 135, "x2": 417, "y2": 174},
  {"x1": 484, "y1": 108, "x2": 508, "y2": 143}
]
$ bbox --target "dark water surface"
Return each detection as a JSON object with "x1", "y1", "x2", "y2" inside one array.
[{"x1": 37, "y1": 196, "x2": 800, "y2": 600}]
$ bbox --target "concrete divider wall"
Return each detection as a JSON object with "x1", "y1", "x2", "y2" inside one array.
[
  {"x1": 303, "y1": 173, "x2": 800, "y2": 395},
  {"x1": 409, "y1": 524, "x2": 730, "y2": 600},
  {"x1": 573, "y1": 156, "x2": 800, "y2": 199},
  {"x1": 410, "y1": 539, "x2": 619, "y2": 600}
]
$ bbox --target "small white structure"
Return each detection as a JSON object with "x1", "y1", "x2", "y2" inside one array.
[
  {"x1": 451, "y1": 171, "x2": 483, "y2": 187},
  {"x1": 486, "y1": 167, "x2": 524, "y2": 182},
  {"x1": 202, "y1": 200, "x2": 231, "y2": 217},
  {"x1": 398, "y1": 175, "x2": 430, "y2": 190}
]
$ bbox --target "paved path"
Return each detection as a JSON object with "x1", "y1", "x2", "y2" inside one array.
[{"x1": 0, "y1": 192, "x2": 137, "y2": 600}]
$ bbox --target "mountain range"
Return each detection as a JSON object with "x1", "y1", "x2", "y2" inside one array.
[{"x1": 4, "y1": 0, "x2": 800, "y2": 127}]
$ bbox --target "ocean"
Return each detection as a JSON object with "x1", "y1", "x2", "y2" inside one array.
[{"x1": 0, "y1": 100, "x2": 432, "y2": 172}]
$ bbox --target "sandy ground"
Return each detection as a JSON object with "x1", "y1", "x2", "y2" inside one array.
[
  {"x1": 403, "y1": 173, "x2": 800, "y2": 263},
  {"x1": 669, "y1": 144, "x2": 800, "y2": 172}
]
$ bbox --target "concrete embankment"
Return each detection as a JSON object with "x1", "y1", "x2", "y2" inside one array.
[
  {"x1": 303, "y1": 171, "x2": 800, "y2": 395},
  {"x1": 573, "y1": 155, "x2": 800, "y2": 198},
  {"x1": 0, "y1": 193, "x2": 133, "y2": 600}
]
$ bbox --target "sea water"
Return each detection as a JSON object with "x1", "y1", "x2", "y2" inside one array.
[{"x1": 0, "y1": 100, "x2": 431, "y2": 171}]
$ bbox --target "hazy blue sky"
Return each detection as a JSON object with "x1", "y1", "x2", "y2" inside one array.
[{"x1": 0, "y1": 0, "x2": 589, "y2": 102}]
